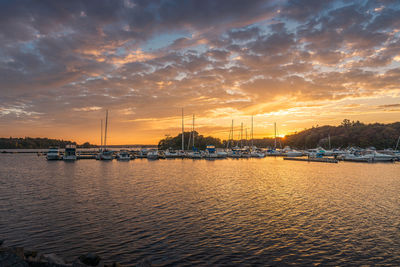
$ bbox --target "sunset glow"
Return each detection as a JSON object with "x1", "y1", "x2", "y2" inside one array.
[{"x1": 1, "y1": 1, "x2": 400, "y2": 144}]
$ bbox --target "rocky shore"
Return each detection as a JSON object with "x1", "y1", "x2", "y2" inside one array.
[{"x1": 0, "y1": 240, "x2": 151, "y2": 267}]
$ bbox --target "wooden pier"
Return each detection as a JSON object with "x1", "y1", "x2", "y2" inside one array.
[{"x1": 283, "y1": 157, "x2": 338, "y2": 163}]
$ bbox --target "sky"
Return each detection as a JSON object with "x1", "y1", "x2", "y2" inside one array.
[{"x1": 1, "y1": 0, "x2": 400, "y2": 144}]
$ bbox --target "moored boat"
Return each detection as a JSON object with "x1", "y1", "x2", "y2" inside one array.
[
  {"x1": 46, "y1": 147, "x2": 61, "y2": 160},
  {"x1": 117, "y1": 150, "x2": 130, "y2": 161},
  {"x1": 188, "y1": 150, "x2": 203, "y2": 159},
  {"x1": 204, "y1": 145, "x2": 218, "y2": 159},
  {"x1": 285, "y1": 150, "x2": 303, "y2": 157},
  {"x1": 63, "y1": 145, "x2": 77, "y2": 161},
  {"x1": 216, "y1": 150, "x2": 228, "y2": 158},
  {"x1": 369, "y1": 151, "x2": 395, "y2": 162},
  {"x1": 165, "y1": 148, "x2": 180, "y2": 158},
  {"x1": 98, "y1": 110, "x2": 113, "y2": 161},
  {"x1": 147, "y1": 149, "x2": 159, "y2": 160}
]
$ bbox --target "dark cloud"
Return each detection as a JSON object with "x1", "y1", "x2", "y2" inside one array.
[
  {"x1": 1, "y1": 0, "x2": 400, "y2": 142},
  {"x1": 378, "y1": 103, "x2": 400, "y2": 108},
  {"x1": 228, "y1": 27, "x2": 261, "y2": 41},
  {"x1": 281, "y1": 0, "x2": 336, "y2": 22}
]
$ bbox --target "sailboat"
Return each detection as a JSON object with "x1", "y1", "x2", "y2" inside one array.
[
  {"x1": 179, "y1": 108, "x2": 186, "y2": 157},
  {"x1": 187, "y1": 114, "x2": 202, "y2": 159},
  {"x1": 266, "y1": 122, "x2": 281, "y2": 156},
  {"x1": 249, "y1": 115, "x2": 265, "y2": 158},
  {"x1": 166, "y1": 108, "x2": 186, "y2": 158},
  {"x1": 227, "y1": 121, "x2": 242, "y2": 158},
  {"x1": 98, "y1": 110, "x2": 113, "y2": 160}
]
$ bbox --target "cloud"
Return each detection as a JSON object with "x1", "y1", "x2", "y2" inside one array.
[
  {"x1": 1, "y1": 0, "x2": 400, "y2": 143},
  {"x1": 378, "y1": 103, "x2": 400, "y2": 108}
]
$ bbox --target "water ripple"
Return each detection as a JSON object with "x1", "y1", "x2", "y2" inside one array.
[{"x1": 1, "y1": 155, "x2": 400, "y2": 265}]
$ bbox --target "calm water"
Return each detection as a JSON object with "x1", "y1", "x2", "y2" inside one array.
[{"x1": 1, "y1": 154, "x2": 400, "y2": 266}]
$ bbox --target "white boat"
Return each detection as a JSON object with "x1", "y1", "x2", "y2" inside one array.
[
  {"x1": 147, "y1": 150, "x2": 159, "y2": 160},
  {"x1": 138, "y1": 148, "x2": 149, "y2": 158},
  {"x1": 285, "y1": 150, "x2": 303, "y2": 157},
  {"x1": 250, "y1": 150, "x2": 265, "y2": 158},
  {"x1": 98, "y1": 150, "x2": 113, "y2": 160},
  {"x1": 165, "y1": 149, "x2": 180, "y2": 158},
  {"x1": 370, "y1": 151, "x2": 395, "y2": 162},
  {"x1": 46, "y1": 147, "x2": 60, "y2": 160},
  {"x1": 117, "y1": 150, "x2": 130, "y2": 161},
  {"x1": 381, "y1": 149, "x2": 400, "y2": 160},
  {"x1": 217, "y1": 150, "x2": 228, "y2": 158},
  {"x1": 188, "y1": 151, "x2": 203, "y2": 159},
  {"x1": 204, "y1": 145, "x2": 218, "y2": 159},
  {"x1": 178, "y1": 150, "x2": 186, "y2": 158},
  {"x1": 265, "y1": 149, "x2": 282, "y2": 156},
  {"x1": 228, "y1": 147, "x2": 242, "y2": 158},
  {"x1": 242, "y1": 151, "x2": 251, "y2": 158},
  {"x1": 339, "y1": 153, "x2": 372, "y2": 162},
  {"x1": 63, "y1": 145, "x2": 77, "y2": 161}
]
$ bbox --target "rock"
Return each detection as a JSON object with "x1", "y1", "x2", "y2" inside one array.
[
  {"x1": 13, "y1": 247, "x2": 25, "y2": 259},
  {"x1": 72, "y1": 259, "x2": 103, "y2": 267},
  {"x1": 24, "y1": 250, "x2": 38, "y2": 259},
  {"x1": 43, "y1": 253, "x2": 66, "y2": 265},
  {"x1": 72, "y1": 261, "x2": 87, "y2": 267},
  {"x1": 0, "y1": 249, "x2": 29, "y2": 267},
  {"x1": 104, "y1": 263, "x2": 121, "y2": 267},
  {"x1": 27, "y1": 262, "x2": 71, "y2": 267},
  {"x1": 136, "y1": 258, "x2": 152, "y2": 267},
  {"x1": 27, "y1": 262, "x2": 72, "y2": 267},
  {"x1": 78, "y1": 253, "x2": 101, "y2": 266}
]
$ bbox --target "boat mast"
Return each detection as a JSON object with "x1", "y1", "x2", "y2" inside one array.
[
  {"x1": 241, "y1": 123, "x2": 243, "y2": 148},
  {"x1": 395, "y1": 136, "x2": 400, "y2": 151},
  {"x1": 251, "y1": 115, "x2": 254, "y2": 148},
  {"x1": 100, "y1": 119, "x2": 103, "y2": 151},
  {"x1": 181, "y1": 108, "x2": 184, "y2": 151},
  {"x1": 231, "y1": 120, "x2": 234, "y2": 148},
  {"x1": 328, "y1": 134, "x2": 331, "y2": 150},
  {"x1": 192, "y1": 114, "x2": 195, "y2": 150},
  {"x1": 245, "y1": 128, "x2": 248, "y2": 147},
  {"x1": 187, "y1": 131, "x2": 191, "y2": 150},
  {"x1": 226, "y1": 121, "x2": 231, "y2": 149},
  {"x1": 274, "y1": 122, "x2": 277, "y2": 150},
  {"x1": 104, "y1": 110, "x2": 108, "y2": 150},
  {"x1": 227, "y1": 120, "x2": 233, "y2": 149}
]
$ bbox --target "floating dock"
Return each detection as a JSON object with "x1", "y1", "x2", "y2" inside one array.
[
  {"x1": 340, "y1": 158, "x2": 371, "y2": 163},
  {"x1": 283, "y1": 157, "x2": 338, "y2": 163},
  {"x1": 77, "y1": 154, "x2": 97, "y2": 159}
]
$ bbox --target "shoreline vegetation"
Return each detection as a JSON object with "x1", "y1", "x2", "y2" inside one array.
[
  {"x1": 1, "y1": 120, "x2": 400, "y2": 150},
  {"x1": 158, "y1": 119, "x2": 400, "y2": 150}
]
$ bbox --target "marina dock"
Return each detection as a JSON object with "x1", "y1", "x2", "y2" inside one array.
[{"x1": 283, "y1": 157, "x2": 338, "y2": 163}]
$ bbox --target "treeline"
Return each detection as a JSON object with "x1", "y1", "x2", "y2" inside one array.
[
  {"x1": 4, "y1": 120, "x2": 400, "y2": 150},
  {"x1": 284, "y1": 119, "x2": 400, "y2": 149},
  {"x1": 0, "y1": 137, "x2": 96, "y2": 149},
  {"x1": 158, "y1": 120, "x2": 400, "y2": 150},
  {"x1": 158, "y1": 132, "x2": 282, "y2": 150},
  {"x1": 158, "y1": 132, "x2": 223, "y2": 150}
]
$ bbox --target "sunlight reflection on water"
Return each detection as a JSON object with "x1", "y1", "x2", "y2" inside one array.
[{"x1": 1, "y1": 154, "x2": 400, "y2": 265}]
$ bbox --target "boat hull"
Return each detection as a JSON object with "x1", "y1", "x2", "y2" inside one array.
[
  {"x1": 46, "y1": 155, "x2": 60, "y2": 160},
  {"x1": 63, "y1": 156, "x2": 77, "y2": 161}
]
